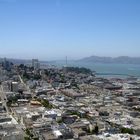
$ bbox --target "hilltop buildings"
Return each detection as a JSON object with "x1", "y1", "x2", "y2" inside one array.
[{"x1": 0, "y1": 59, "x2": 140, "y2": 139}]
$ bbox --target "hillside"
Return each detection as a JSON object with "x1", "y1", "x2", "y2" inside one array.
[{"x1": 78, "y1": 56, "x2": 140, "y2": 64}]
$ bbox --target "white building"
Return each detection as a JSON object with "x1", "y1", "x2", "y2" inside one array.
[
  {"x1": 32, "y1": 59, "x2": 40, "y2": 70},
  {"x1": 11, "y1": 82, "x2": 18, "y2": 92}
]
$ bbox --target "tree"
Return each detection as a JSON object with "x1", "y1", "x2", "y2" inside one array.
[
  {"x1": 33, "y1": 137, "x2": 39, "y2": 140},
  {"x1": 23, "y1": 71, "x2": 30, "y2": 80},
  {"x1": 19, "y1": 64, "x2": 25, "y2": 69},
  {"x1": 24, "y1": 137, "x2": 31, "y2": 140},
  {"x1": 25, "y1": 129, "x2": 31, "y2": 136},
  {"x1": 33, "y1": 74, "x2": 41, "y2": 80},
  {"x1": 94, "y1": 125, "x2": 99, "y2": 135},
  {"x1": 12, "y1": 96, "x2": 18, "y2": 103},
  {"x1": 25, "y1": 128, "x2": 34, "y2": 138},
  {"x1": 41, "y1": 99, "x2": 53, "y2": 109},
  {"x1": 66, "y1": 67, "x2": 92, "y2": 74},
  {"x1": 121, "y1": 127, "x2": 134, "y2": 134}
]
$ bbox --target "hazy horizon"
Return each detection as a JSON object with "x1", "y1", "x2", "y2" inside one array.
[
  {"x1": 0, "y1": 0, "x2": 140, "y2": 60},
  {"x1": 1, "y1": 55, "x2": 140, "y2": 62}
]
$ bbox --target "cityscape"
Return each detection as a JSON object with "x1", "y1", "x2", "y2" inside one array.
[
  {"x1": 0, "y1": 58, "x2": 140, "y2": 140},
  {"x1": 0, "y1": 0, "x2": 140, "y2": 140}
]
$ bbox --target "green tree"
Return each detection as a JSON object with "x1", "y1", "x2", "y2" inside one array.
[
  {"x1": 24, "y1": 136, "x2": 31, "y2": 140},
  {"x1": 33, "y1": 138, "x2": 39, "y2": 140},
  {"x1": 7, "y1": 101, "x2": 12, "y2": 107},
  {"x1": 25, "y1": 129, "x2": 31, "y2": 136},
  {"x1": 41, "y1": 99, "x2": 53, "y2": 109},
  {"x1": 121, "y1": 128, "x2": 134, "y2": 134},
  {"x1": 94, "y1": 125, "x2": 99, "y2": 135}
]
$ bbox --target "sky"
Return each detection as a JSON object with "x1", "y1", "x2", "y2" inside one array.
[{"x1": 0, "y1": 0, "x2": 140, "y2": 60}]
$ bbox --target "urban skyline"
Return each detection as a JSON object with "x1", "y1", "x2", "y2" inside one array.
[{"x1": 1, "y1": 1, "x2": 140, "y2": 139}]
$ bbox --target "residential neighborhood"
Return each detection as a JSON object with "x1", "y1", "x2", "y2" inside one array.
[{"x1": 0, "y1": 58, "x2": 140, "y2": 140}]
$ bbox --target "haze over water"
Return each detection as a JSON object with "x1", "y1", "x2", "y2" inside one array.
[{"x1": 52, "y1": 61, "x2": 140, "y2": 78}]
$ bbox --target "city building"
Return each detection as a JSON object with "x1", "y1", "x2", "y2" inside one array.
[
  {"x1": 2, "y1": 58, "x2": 11, "y2": 71},
  {"x1": 11, "y1": 82, "x2": 18, "y2": 92},
  {"x1": 32, "y1": 59, "x2": 40, "y2": 70}
]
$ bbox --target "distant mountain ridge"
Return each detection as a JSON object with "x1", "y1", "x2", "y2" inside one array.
[
  {"x1": 1, "y1": 56, "x2": 140, "y2": 65},
  {"x1": 78, "y1": 56, "x2": 140, "y2": 64}
]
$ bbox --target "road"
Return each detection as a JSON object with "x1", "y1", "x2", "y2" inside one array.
[
  {"x1": 18, "y1": 75, "x2": 31, "y2": 92},
  {"x1": 18, "y1": 75, "x2": 24, "y2": 84},
  {"x1": 0, "y1": 84, "x2": 26, "y2": 134}
]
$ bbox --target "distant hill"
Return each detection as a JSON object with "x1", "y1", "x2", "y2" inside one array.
[{"x1": 78, "y1": 56, "x2": 140, "y2": 64}]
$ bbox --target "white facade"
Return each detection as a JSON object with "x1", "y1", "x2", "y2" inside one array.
[
  {"x1": 32, "y1": 59, "x2": 40, "y2": 70},
  {"x1": 11, "y1": 82, "x2": 18, "y2": 92}
]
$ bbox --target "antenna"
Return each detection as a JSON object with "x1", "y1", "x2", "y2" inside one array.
[
  {"x1": 64, "y1": 56, "x2": 68, "y2": 74},
  {"x1": 66, "y1": 56, "x2": 67, "y2": 67}
]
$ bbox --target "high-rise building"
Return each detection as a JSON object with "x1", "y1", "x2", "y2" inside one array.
[
  {"x1": 11, "y1": 82, "x2": 18, "y2": 92},
  {"x1": 32, "y1": 59, "x2": 40, "y2": 70},
  {"x1": 2, "y1": 58, "x2": 11, "y2": 71}
]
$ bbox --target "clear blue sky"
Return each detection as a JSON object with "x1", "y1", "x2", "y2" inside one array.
[{"x1": 0, "y1": 0, "x2": 140, "y2": 60}]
